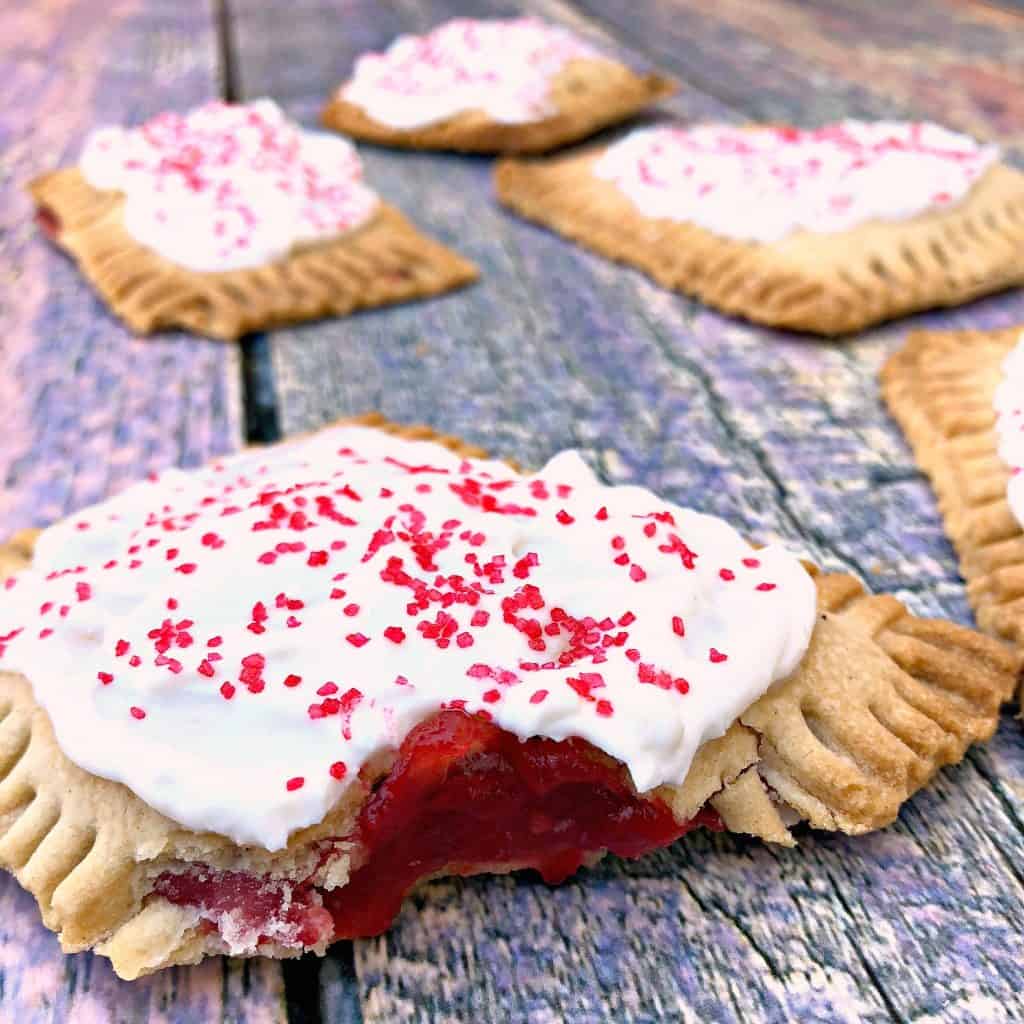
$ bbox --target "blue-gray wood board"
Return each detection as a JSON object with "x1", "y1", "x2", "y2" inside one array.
[{"x1": 3, "y1": 1, "x2": 1024, "y2": 1021}]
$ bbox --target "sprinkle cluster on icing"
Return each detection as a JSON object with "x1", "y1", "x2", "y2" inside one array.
[
  {"x1": 593, "y1": 121, "x2": 999, "y2": 242},
  {"x1": 79, "y1": 99, "x2": 379, "y2": 272},
  {"x1": 0, "y1": 427, "x2": 815, "y2": 851},
  {"x1": 340, "y1": 17, "x2": 599, "y2": 129},
  {"x1": 993, "y1": 332, "x2": 1024, "y2": 528}
]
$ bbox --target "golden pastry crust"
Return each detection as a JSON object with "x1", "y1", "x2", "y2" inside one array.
[
  {"x1": 881, "y1": 328, "x2": 1024, "y2": 655},
  {"x1": 321, "y1": 58, "x2": 676, "y2": 155},
  {"x1": 494, "y1": 148, "x2": 1024, "y2": 335},
  {"x1": 0, "y1": 414, "x2": 1016, "y2": 979},
  {"x1": 28, "y1": 169, "x2": 478, "y2": 342}
]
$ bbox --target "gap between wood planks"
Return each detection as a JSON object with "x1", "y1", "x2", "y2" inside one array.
[
  {"x1": 215, "y1": 0, "x2": 283, "y2": 445},
  {"x1": 215, "y1": 2, "x2": 337, "y2": 1021}
]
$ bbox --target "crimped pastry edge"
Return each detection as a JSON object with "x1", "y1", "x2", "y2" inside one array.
[
  {"x1": 29, "y1": 170, "x2": 478, "y2": 341},
  {"x1": 494, "y1": 148, "x2": 1024, "y2": 336}
]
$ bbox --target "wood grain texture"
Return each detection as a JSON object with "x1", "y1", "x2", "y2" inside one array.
[
  {"x1": 575, "y1": 0, "x2": 1024, "y2": 162},
  {"x1": 0, "y1": 3, "x2": 270, "y2": 1022},
  {"x1": 0, "y1": 0, "x2": 244, "y2": 535},
  {"x1": 670, "y1": 0, "x2": 1024, "y2": 147},
  {"x1": 231, "y1": 1, "x2": 1024, "y2": 1021},
  {"x1": 5, "y1": 1, "x2": 1024, "y2": 1021}
]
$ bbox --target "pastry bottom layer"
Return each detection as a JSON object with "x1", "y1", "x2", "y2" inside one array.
[{"x1": 152, "y1": 710, "x2": 720, "y2": 951}]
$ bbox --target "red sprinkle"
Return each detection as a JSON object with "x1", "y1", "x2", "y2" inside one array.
[
  {"x1": 130, "y1": 706, "x2": 147, "y2": 720},
  {"x1": 671, "y1": 616, "x2": 685, "y2": 637},
  {"x1": 709, "y1": 648, "x2": 728, "y2": 664},
  {"x1": 329, "y1": 762, "x2": 348, "y2": 781},
  {"x1": 286, "y1": 777, "x2": 305, "y2": 792}
]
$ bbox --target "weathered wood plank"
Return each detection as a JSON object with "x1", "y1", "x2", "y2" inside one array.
[
  {"x1": 676, "y1": 0, "x2": 1024, "y2": 146},
  {"x1": 230, "y1": 1, "x2": 1024, "y2": 1021},
  {"x1": 0, "y1": 1, "x2": 246, "y2": 535},
  {"x1": 0, "y1": 3, "x2": 285, "y2": 1021},
  {"x1": 574, "y1": 0, "x2": 1023, "y2": 160}
]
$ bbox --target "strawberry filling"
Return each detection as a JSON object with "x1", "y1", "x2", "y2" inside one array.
[
  {"x1": 35, "y1": 206, "x2": 61, "y2": 240},
  {"x1": 153, "y1": 710, "x2": 721, "y2": 948}
]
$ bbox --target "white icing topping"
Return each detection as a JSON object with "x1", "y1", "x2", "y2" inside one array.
[
  {"x1": 0, "y1": 427, "x2": 816, "y2": 851},
  {"x1": 78, "y1": 100, "x2": 379, "y2": 272},
  {"x1": 340, "y1": 17, "x2": 598, "y2": 129},
  {"x1": 993, "y1": 331, "x2": 1024, "y2": 528},
  {"x1": 593, "y1": 121, "x2": 999, "y2": 242}
]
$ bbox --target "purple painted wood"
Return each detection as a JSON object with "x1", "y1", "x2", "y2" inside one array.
[
  {"x1": 659, "y1": 0, "x2": 1024, "y2": 147},
  {"x1": 230, "y1": 0, "x2": 1024, "y2": 1021},
  {"x1": 573, "y1": 0, "x2": 1024, "y2": 162},
  {"x1": 0, "y1": 0, "x2": 244, "y2": 535},
  {"x1": 0, "y1": 3, "x2": 278, "y2": 1022},
  {"x1": 5, "y1": 1, "x2": 1024, "y2": 1021}
]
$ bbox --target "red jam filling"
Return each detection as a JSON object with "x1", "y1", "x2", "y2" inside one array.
[
  {"x1": 153, "y1": 711, "x2": 721, "y2": 947},
  {"x1": 35, "y1": 206, "x2": 61, "y2": 240},
  {"x1": 153, "y1": 870, "x2": 334, "y2": 948}
]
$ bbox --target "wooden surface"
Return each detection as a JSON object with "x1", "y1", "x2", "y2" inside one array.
[{"x1": 3, "y1": 1, "x2": 1024, "y2": 1021}]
